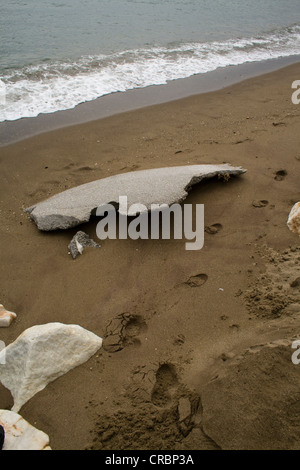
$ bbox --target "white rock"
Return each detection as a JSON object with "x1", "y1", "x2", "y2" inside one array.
[
  {"x1": 0, "y1": 409, "x2": 51, "y2": 450},
  {"x1": 0, "y1": 304, "x2": 17, "y2": 328},
  {"x1": 287, "y1": 202, "x2": 300, "y2": 235},
  {"x1": 0, "y1": 322, "x2": 102, "y2": 412}
]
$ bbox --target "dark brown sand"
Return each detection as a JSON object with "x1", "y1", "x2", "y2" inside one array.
[{"x1": 0, "y1": 63, "x2": 300, "y2": 450}]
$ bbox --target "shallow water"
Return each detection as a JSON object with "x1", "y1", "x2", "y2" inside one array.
[{"x1": 0, "y1": 0, "x2": 299, "y2": 121}]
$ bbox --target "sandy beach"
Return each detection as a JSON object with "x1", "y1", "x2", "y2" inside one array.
[{"x1": 0, "y1": 62, "x2": 300, "y2": 450}]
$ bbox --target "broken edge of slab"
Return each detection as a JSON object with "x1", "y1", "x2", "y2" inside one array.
[{"x1": 25, "y1": 164, "x2": 247, "y2": 231}]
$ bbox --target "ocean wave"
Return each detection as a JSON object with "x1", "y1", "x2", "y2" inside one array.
[{"x1": 0, "y1": 24, "x2": 300, "y2": 122}]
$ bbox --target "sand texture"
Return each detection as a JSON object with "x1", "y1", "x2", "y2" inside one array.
[{"x1": 0, "y1": 63, "x2": 300, "y2": 450}]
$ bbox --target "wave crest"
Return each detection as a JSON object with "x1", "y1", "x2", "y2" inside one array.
[{"x1": 1, "y1": 24, "x2": 299, "y2": 121}]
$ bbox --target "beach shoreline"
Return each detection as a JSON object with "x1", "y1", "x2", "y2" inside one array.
[
  {"x1": 1, "y1": 54, "x2": 300, "y2": 147},
  {"x1": 0, "y1": 61, "x2": 300, "y2": 450}
]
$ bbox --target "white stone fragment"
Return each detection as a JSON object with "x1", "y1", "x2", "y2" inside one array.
[
  {"x1": 0, "y1": 322, "x2": 103, "y2": 412},
  {"x1": 0, "y1": 304, "x2": 17, "y2": 328},
  {"x1": 0, "y1": 409, "x2": 51, "y2": 450},
  {"x1": 287, "y1": 202, "x2": 300, "y2": 235}
]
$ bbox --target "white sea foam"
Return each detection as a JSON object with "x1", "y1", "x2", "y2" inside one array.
[{"x1": 0, "y1": 25, "x2": 299, "y2": 122}]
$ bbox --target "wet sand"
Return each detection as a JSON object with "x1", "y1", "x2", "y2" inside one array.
[{"x1": 0, "y1": 62, "x2": 300, "y2": 450}]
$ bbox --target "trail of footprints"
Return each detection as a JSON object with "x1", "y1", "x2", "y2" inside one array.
[
  {"x1": 179, "y1": 221, "x2": 223, "y2": 288},
  {"x1": 99, "y1": 220, "x2": 222, "y2": 442},
  {"x1": 99, "y1": 216, "x2": 225, "y2": 448},
  {"x1": 95, "y1": 164, "x2": 295, "y2": 448}
]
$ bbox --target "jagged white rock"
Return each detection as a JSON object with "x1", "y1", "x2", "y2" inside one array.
[
  {"x1": 0, "y1": 304, "x2": 17, "y2": 328},
  {"x1": 25, "y1": 164, "x2": 246, "y2": 231},
  {"x1": 287, "y1": 202, "x2": 300, "y2": 235},
  {"x1": 0, "y1": 323, "x2": 103, "y2": 412},
  {"x1": 0, "y1": 409, "x2": 51, "y2": 450}
]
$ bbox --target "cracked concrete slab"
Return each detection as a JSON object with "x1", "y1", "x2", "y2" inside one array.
[{"x1": 25, "y1": 164, "x2": 246, "y2": 231}]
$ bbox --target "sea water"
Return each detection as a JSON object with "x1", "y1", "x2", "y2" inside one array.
[{"x1": 0, "y1": 0, "x2": 299, "y2": 121}]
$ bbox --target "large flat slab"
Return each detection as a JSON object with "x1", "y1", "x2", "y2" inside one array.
[{"x1": 25, "y1": 164, "x2": 246, "y2": 231}]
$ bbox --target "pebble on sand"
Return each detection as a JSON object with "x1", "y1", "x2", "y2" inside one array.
[{"x1": 0, "y1": 305, "x2": 17, "y2": 328}]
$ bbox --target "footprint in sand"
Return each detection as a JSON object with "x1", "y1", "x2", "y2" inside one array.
[
  {"x1": 229, "y1": 324, "x2": 240, "y2": 332},
  {"x1": 63, "y1": 162, "x2": 75, "y2": 170},
  {"x1": 274, "y1": 169, "x2": 287, "y2": 181},
  {"x1": 205, "y1": 223, "x2": 223, "y2": 235},
  {"x1": 252, "y1": 200, "x2": 269, "y2": 208},
  {"x1": 122, "y1": 315, "x2": 148, "y2": 347},
  {"x1": 74, "y1": 166, "x2": 94, "y2": 172},
  {"x1": 185, "y1": 273, "x2": 208, "y2": 288},
  {"x1": 151, "y1": 363, "x2": 178, "y2": 407},
  {"x1": 103, "y1": 313, "x2": 148, "y2": 353}
]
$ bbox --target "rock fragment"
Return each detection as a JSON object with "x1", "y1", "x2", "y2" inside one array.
[
  {"x1": 0, "y1": 322, "x2": 103, "y2": 412},
  {"x1": 68, "y1": 231, "x2": 100, "y2": 259},
  {"x1": 0, "y1": 410, "x2": 51, "y2": 450},
  {"x1": 0, "y1": 304, "x2": 17, "y2": 328}
]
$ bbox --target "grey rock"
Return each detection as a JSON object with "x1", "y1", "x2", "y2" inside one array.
[
  {"x1": 25, "y1": 164, "x2": 246, "y2": 231},
  {"x1": 68, "y1": 231, "x2": 100, "y2": 259}
]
